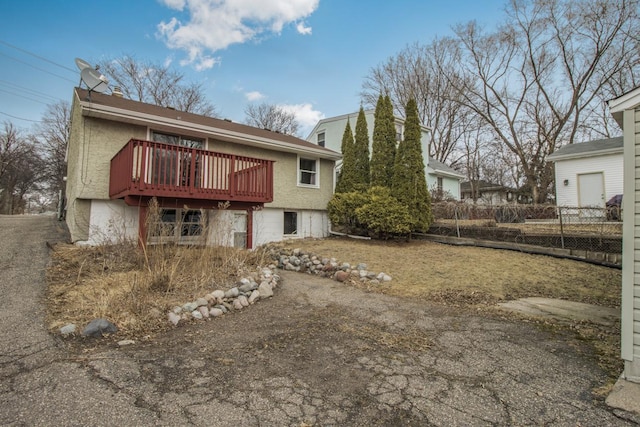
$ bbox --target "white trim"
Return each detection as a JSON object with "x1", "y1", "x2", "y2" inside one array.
[
  {"x1": 622, "y1": 107, "x2": 636, "y2": 362},
  {"x1": 297, "y1": 155, "x2": 320, "y2": 189},
  {"x1": 609, "y1": 87, "x2": 640, "y2": 113}
]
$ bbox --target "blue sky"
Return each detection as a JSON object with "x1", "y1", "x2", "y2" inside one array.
[{"x1": 0, "y1": 0, "x2": 506, "y2": 137}]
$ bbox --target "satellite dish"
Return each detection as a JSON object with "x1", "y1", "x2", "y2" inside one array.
[
  {"x1": 81, "y1": 67, "x2": 109, "y2": 94},
  {"x1": 75, "y1": 57, "x2": 92, "y2": 71}
]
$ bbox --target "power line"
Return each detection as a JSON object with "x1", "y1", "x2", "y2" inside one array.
[
  {"x1": 0, "y1": 88, "x2": 53, "y2": 106},
  {"x1": 0, "y1": 80, "x2": 61, "y2": 102},
  {"x1": 0, "y1": 39, "x2": 77, "y2": 74},
  {"x1": 0, "y1": 111, "x2": 42, "y2": 123},
  {"x1": 0, "y1": 52, "x2": 77, "y2": 84}
]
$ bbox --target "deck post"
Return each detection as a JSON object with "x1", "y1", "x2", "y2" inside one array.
[{"x1": 246, "y1": 208, "x2": 253, "y2": 249}]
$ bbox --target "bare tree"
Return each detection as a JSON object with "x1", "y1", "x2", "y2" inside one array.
[
  {"x1": 449, "y1": 0, "x2": 639, "y2": 203},
  {"x1": 32, "y1": 101, "x2": 69, "y2": 206},
  {"x1": 362, "y1": 39, "x2": 473, "y2": 164},
  {"x1": 0, "y1": 122, "x2": 44, "y2": 214},
  {"x1": 244, "y1": 103, "x2": 301, "y2": 136},
  {"x1": 97, "y1": 55, "x2": 217, "y2": 117}
]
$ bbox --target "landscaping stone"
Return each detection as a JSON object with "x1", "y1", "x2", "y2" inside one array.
[
  {"x1": 82, "y1": 318, "x2": 118, "y2": 337},
  {"x1": 192, "y1": 310, "x2": 203, "y2": 320},
  {"x1": 183, "y1": 302, "x2": 198, "y2": 312},
  {"x1": 238, "y1": 295, "x2": 249, "y2": 307},
  {"x1": 195, "y1": 297, "x2": 208, "y2": 307},
  {"x1": 224, "y1": 287, "x2": 239, "y2": 299},
  {"x1": 335, "y1": 271, "x2": 350, "y2": 282},
  {"x1": 258, "y1": 281, "x2": 273, "y2": 299},
  {"x1": 248, "y1": 290, "x2": 260, "y2": 304},
  {"x1": 168, "y1": 312, "x2": 181, "y2": 326},
  {"x1": 60, "y1": 323, "x2": 76, "y2": 336},
  {"x1": 210, "y1": 308, "x2": 224, "y2": 317},
  {"x1": 211, "y1": 290, "x2": 225, "y2": 300},
  {"x1": 118, "y1": 339, "x2": 135, "y2": 346},
  {"x1": 233, "y1": 299, "x2": 244, "y2": 310},
  {"x1": 198, "y1": 306, "x2": 210, "y2": 318}
]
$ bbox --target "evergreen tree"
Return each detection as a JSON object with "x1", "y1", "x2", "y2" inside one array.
[
  {"x1": 370, "y1": 95, "x2": 387, "y2": 187},
  {"x1": 353, "y1": 107, "x2": 370, "y2": 188},
  {"x1": 335, "y1": 120, "x2": 356, "y2": 193},
  {"x1": 370, "y1": 95, "x2": 397, "y2": 188},
  {"x1": 391, "y1": 98, "x2": 432, "y2": 232}
]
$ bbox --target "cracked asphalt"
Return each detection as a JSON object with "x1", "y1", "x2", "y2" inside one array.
[{"x1": 1, "y1": 214, "x2": 638, "y2": 426}]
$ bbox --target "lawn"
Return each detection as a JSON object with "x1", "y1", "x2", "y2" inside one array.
[{"x1": 274, "y1": 236, "x2": 621, "y2": 307}]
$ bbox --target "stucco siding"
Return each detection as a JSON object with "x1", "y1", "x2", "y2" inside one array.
[
  {"x1": 210, "y1": 139, "x2": 335, "y2": 210},
  {"x1": 554, "y1": 152, "x2": 623, "y2": 206}
]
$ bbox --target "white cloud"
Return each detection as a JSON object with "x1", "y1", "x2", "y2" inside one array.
[
  {"x1": 245, "y1": 91, "x2": 266, "y2": 101},
  {"x1": 296, "y1": 21, "x2": 312, "y2": 35},
  {"x1": 278, "y1": 103, "x2": 324, "y2": 135},
  {"x1": 158, "y1": 0, "x2": 319, "y2": 70}
]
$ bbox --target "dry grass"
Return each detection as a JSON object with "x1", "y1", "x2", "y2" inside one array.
[
  {"x1": 46, "y1": 242, "x2": 267, "y2": 336},
  {"x1": 279, "y1": 236, "x2": 621, "y2": 307}
]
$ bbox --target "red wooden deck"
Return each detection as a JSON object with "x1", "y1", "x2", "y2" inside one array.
[{"x1": 109, "y1": 139, "x2": 274, "y2": 205}]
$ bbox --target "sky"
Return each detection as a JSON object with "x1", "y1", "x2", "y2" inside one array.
[{"x1": 0, "y1": 0, "x2": 507, "y2": 138}]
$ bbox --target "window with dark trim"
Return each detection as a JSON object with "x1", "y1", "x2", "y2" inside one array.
[
  {"x1": 284, "y1": 211, "x2": 298, "y2": 235},
  {"x1": 151, "y1": 209, "x2": 204, "y2": 240},
  {"x1": 317, "y1": 132, "x2": 325, "y2": 147}
]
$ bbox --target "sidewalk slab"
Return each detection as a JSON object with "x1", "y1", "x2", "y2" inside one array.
[{"x1": 498, "y1": 297, "x2": 619, "y2": 326}]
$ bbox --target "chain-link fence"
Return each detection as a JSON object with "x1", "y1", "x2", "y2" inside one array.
[{"x1": 428, "y1": 202, "x2": 622, "y2": 255}]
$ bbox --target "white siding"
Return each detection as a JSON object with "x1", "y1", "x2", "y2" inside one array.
[
  {"x1": 86, "y1": 200, "x2": 139, "y2": 245},
  {"x1": 554, "y1": 153, "x2": 623, "y2": 206},
  {"x1": 253, "y1": 208, "x2": 329, "y2": 247}
]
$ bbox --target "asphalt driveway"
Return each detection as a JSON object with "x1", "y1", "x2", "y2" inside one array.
[{"x1": 0, "y1": 214, "x2": 637, "y2": 426}]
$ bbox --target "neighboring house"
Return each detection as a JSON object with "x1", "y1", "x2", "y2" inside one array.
[
  {"x1": 608, "y1": 87, "x2": 640, "y2": 390},
  {"x1": 65, "y1": 88, "x2": 341, "y2": 248},
  {"x1": 307, "y1": 111, "x2": 464, "y2": 199},
  {"x1": 460, "y1": 180, "x2": 517, "y2": 205},
  {"x1": 547, "y1": 137, "x2": 623, "y2": 208}
]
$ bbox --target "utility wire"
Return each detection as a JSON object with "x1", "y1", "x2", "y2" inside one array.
[
  {"x1": 0, "y1": 80, "x2": 61, "y2": 102},
  {"x1": 0, "y1": 111, "x2": 42, "y2": 123},
  {"x1": 0, "y1": 39, "x2": 77, "y2": 74},
  {"x1": 0, "y1": 88, "x2": 53, "y2": 106},
  {"x1": 0, "y1": 52, "x2": 77, "y2": 84}
]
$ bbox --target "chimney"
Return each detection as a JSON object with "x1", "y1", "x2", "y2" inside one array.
[{"x1": 112, "y1": 86, "x2": 123, "y2": 98}]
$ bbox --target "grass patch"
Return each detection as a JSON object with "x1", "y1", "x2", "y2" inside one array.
[{"x1": 279, "y1": 236, "x2": 621, "y2": 307}]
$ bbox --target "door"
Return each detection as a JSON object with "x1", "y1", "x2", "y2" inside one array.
[{"x1": 578, "y1": 172, "x2": 605, "y2": 218}]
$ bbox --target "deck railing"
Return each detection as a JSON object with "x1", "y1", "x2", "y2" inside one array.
[{"x1": 109, "y1": 139, "x2": 274, "y2": 203}]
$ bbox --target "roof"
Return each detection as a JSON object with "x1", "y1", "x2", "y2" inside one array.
[
  {"x1": 306, "y1": 110, "x2": 431, "y2": 140},
  {"x1": 74, "y1": 88, "x2": 341, "y2": 161},
  {"x1": 428, "y1": 158, "x2": 465, "y2": 179},
  {"x1": 546, "y1": 137, "x2": 623, "y2": 161},
  {"x1": 460, "y1": 180, "x2": 514, "y2": 192},
  {"x1": 608, "y1": 86, "x2": 640, "y2": 127}
]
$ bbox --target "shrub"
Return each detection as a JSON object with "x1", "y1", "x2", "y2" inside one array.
[
  {"x1": 327, "y1": 191, "x2": 369, "y2": 233},
  {"x1": 355, "y1": 186, "x2": 412, "y2": 239}
]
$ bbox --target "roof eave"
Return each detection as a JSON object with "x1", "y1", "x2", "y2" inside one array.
[
  {"x1": 80, "y1": 100, "x2": 342, "y2": 161},
  {"x1": 547, "y1": 147, "x2": 623, "y2": 162}
]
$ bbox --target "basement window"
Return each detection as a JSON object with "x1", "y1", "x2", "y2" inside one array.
[{"x1": 284, "y1": 211, "x2": 298, "y2": 235}]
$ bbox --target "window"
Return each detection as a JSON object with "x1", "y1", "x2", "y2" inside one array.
[
  {"x1": 317, "y1": 132, "x2": 325, "y2": 147},
  {"x1": 299, "y1": 157, "x2": 318, "y2": 186},
  {"x1": 395, "y1": 124, "x2": 403, "y2": 141},
  {"x1": 151, "y1": 131, "x2": 203, "y2": 149},
  {"x1": 437, "y1": 177, "x2": 443, "y2": 194},
  {"x1": 151, "y1": 208, "x2": 204, "y2": 242},
  {"x1": 284, "y1": 211, "x2": 298, "y2": 235}
]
